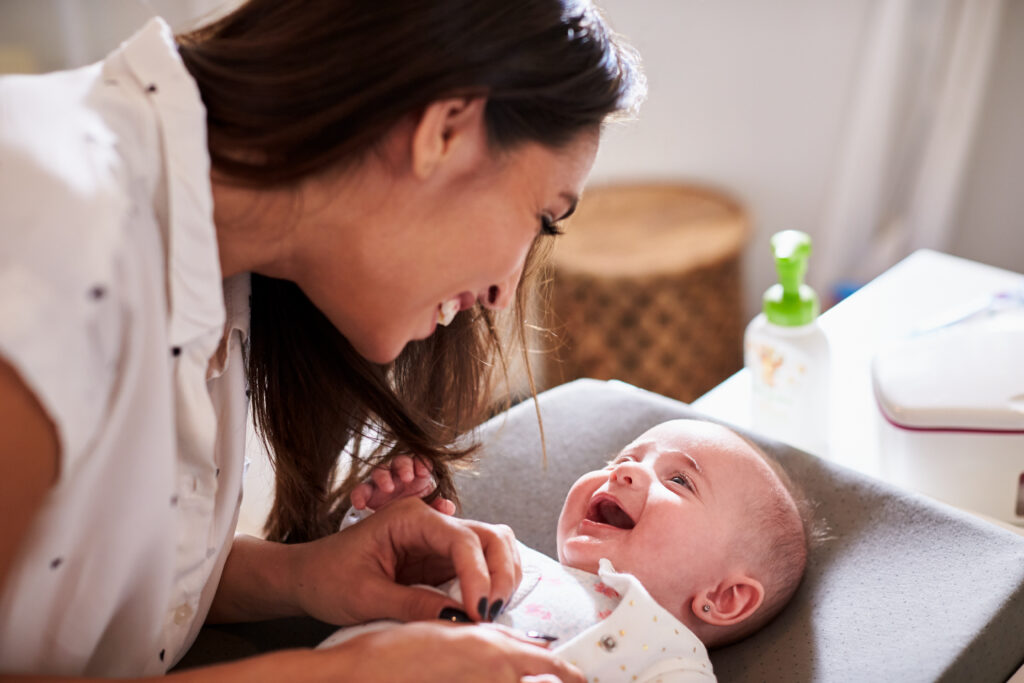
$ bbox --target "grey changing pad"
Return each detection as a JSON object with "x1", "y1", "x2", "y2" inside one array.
[
  {"x1": 178, "y1": 378, "x2": 1024, "y2": 681},
  {"x1": 456, "y1": 379, "x2": 1024, "y2": 682}
]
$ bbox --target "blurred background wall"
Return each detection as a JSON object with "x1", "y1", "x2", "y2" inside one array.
[
  {"x1": 1, "y1": 0, "x2": 1021, "y2": 319},
  {"x1": 589, "y1": 0, "x2": 1022, "y2": 316}
]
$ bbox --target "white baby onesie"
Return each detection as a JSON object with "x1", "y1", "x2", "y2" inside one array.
[{"x1": 319, "y1": 543, "x2": 715, "y2": 682}]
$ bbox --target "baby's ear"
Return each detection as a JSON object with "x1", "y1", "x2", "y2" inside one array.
[{"x1": 691, "y1": 575, "x2": 764, "y2": 627}]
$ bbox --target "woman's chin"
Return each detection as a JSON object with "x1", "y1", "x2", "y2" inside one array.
[{"x1": 350, "y1": 336, "x2": 407, "y2": 365}]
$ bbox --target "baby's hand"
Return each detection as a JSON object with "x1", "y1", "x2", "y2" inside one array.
[{"x1": 350, "y1": 455, "x2": 456, "y2": 515}]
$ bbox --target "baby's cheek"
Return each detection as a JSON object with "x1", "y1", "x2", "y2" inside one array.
[
  {"x1": 554, "y1": 516, "x2": 572, "y2": 561},
  {"x1": 559, "y1": 484, "x2": 589, "y2": 524}
]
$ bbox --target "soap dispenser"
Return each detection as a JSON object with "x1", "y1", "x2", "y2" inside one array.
[{"x1": 744, "y1": 230, "x2": 830, "y2": 454}]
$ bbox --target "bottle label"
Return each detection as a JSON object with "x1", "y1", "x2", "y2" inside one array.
[
  {"x1": 745, "y1": 335, "x2": 827, "y2": 453},
  {"x1": 746, "y1": 339, "x2": 812, "y2": 405}
]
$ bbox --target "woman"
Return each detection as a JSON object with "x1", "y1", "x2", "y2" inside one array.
[{"x1": 0, "y1": 0, "x2": 643, "y2": 680}]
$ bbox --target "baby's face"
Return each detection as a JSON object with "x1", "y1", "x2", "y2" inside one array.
[{"x1": 556, "y1": 420, "x2": 779, "y2": 619}]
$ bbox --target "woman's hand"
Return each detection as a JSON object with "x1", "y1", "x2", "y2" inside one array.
[
  {"x1": 317, "y1": 621, "x2": 584, "y2": 683},
  {"x1": 291, "y1": 497, "x2": 521, "y2": 624},
  {"x1": 350, "y1": 455, "x2": 456, "y2": 515}
]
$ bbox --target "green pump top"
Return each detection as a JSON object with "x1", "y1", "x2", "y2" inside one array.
[{"x1": 763, "y1": 230, "x2": 819, "y2": 327}]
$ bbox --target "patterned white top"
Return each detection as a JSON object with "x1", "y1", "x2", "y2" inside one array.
[{"x1": 0, "y1": 18, "x2": 249, "y2": 675}]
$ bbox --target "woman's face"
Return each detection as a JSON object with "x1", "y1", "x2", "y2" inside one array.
[{"x1": 295, "y1": 120, "x2": 600, "y2": 364}]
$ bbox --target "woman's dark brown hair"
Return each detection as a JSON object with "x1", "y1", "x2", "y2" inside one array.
[{"x1": 177, "y1": 0, "x2": 644, "y2": 542}]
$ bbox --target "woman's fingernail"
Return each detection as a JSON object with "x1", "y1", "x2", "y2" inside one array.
[
  {"x1": 438, "y1": 607, "x2": 472, "y2": 623},
  {"x1": 488, "y1": 599, "x2": 504, "y2": 621},
  {"x1": 525, "y1": 631, "x2": 559, "y2": 642},
  {"x1": 477, "y1": 597, "x2": 489, "y2": 621}
]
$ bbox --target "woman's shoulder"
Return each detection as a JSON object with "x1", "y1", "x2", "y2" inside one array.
[
  {"x1": 0, "y1": 67, "x2": 170, "y2": 479},
  {"x1": 0, "y1": 65, "x2": 146, "y2": 295},
  {"x1": 1, "y1": 65, "x2": 133, "y2": 230}
]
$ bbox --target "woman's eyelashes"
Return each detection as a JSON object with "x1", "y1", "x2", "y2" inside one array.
[{"x1": 540, "y1": 214, "x2": 564, "y2": 236}]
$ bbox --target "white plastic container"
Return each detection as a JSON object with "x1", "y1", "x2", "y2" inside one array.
[
  {"x1": 745, "y1": 231, "x2": 830, "y2": 455},
  {"x1": 872, "y1": 307, "x2": 1024, "y2": 525}
]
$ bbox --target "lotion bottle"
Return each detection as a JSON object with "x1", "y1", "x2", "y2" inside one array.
[{"x1": 744, "y1": 230, "x2": 830, "y2": 454}]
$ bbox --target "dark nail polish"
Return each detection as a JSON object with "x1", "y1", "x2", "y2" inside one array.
[
  {"x1": 438, "y1": 607, "x2": 472, "y2": 623},
  {"x1": 477, "y1": 597, "x2": 489, "y2": 621},
  {"x1": 488, "y1": 599, "x2": 504, "y2": 621},
  {"x1": 525, "y1": 630, "x2": 559, "y2": 642}
]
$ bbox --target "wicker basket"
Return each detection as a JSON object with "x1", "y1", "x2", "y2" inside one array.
[{"x1": 543, "y1": 183, "x2": 748, "y2": 402}]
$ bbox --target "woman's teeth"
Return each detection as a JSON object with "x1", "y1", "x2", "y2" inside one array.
[{"x1": 437, "y1": 298, "x2": 460, "y2": 326}]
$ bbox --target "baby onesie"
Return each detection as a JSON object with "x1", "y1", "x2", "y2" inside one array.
[{"x1": 319, "y1": 542, "x2": 715, "y2": 682}]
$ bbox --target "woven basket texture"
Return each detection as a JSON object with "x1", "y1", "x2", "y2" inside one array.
[{"x1": 543, "y1": 184, "x2": 747, "y2": 402}]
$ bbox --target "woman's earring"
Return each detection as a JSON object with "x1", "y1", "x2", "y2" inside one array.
[{"x1": 702, "y1": 604, "x2": 711, "y2": 613}]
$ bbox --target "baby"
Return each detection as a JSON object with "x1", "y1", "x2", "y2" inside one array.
[{"x1": 323, "y1": 419, "x2": 810, "y2": 682}]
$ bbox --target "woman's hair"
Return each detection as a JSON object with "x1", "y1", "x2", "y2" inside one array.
[{"x1": 177, "y1": 0, "x2": 644, "y2": 542}]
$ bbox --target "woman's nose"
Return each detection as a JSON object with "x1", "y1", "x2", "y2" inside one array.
[{"x1": 479, "y1": 270, "x2": 521, "y2": 311}]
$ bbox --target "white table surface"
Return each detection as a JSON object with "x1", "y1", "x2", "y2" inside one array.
[{"x1": 692, "y1": 249, "x2": 1024, "y2": 530}]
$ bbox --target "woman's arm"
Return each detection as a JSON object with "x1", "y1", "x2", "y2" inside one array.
[
  {"x1": 0, "y1": 649, "x2": 310, "y2": 683},
  {"x1": 1, "y1": 622, "x2": 585, "y2": 682},
  {"x1": 208, "y1": 454, "x2": 460, "y2": 622},
  {"x1": 0, "y1": 357, "x2": 59, "y2": 595},
  {"x1": 205, "y1": 534, "x2": 304, "y2": 623},
  {"x1": 209, "y1": 498, "x2": 522, "y2": 625}
]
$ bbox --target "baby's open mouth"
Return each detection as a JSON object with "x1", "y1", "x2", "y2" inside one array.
[{"x1": 585, "y1": 496, "x2": 635, "y2": 530}]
